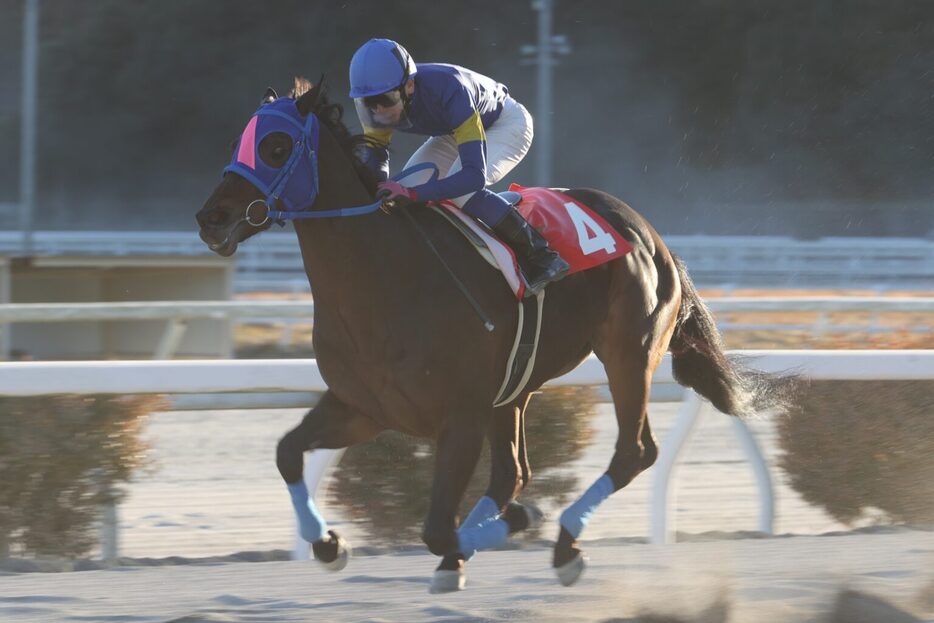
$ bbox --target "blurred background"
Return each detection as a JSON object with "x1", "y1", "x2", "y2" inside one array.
[
  {"x1": 0, "y1": 1, "x2": 932, "y2": 577},
  {"x1": 1, "y1": 0, "x2": 933, "y2": 237}
]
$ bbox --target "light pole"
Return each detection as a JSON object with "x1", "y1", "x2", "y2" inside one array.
[
  {"x1": 20, "y1": 0, "x2": 39, "y2": 256},
  {"x1": 521, "y1": 0, "x2": 570, "y2": 187}
]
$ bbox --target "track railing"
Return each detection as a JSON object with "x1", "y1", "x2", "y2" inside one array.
[
  {"x1": 2, "y1": 350, "x2": 932, "y2": 559},
  {"x1": 1, "y1": 297, "x2": 930, "y2": 360},
  {"x1": 2, "y1": 231, "x2": 931, "y2": 290}
]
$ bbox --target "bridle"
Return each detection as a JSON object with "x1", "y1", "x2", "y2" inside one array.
[{"x1": 219, "y1": 96, "x2": 437, "y2": 232}]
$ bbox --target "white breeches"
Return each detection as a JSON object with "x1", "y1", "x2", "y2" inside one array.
[{"x1": 398, "y1": 98, "x2": 534, "y2": 207}]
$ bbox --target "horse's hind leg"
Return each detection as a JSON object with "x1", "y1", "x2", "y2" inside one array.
[
  {"x1": 276, "y1": 390, "x2": 382, "y2": 570},
  {"x1": 553, "y1": 264, "x2": 676, "y2": 585},
  {"x1": 552, "y1": 347, "x2": 661, "y2": 585}
]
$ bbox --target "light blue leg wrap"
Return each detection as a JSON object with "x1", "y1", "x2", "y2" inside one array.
[
  {"x1": 559, "y1": 474, "x2": 615, "y2": 539},
  {"x1": 287, "y1": 481, "x2": 328, "y2": 543},
  {"x1": 462, "y1": 496, "x2": 500, "y2": 529},
  {"x1": 457, "y1": 496, "x2": 501, "y2": 560},
  {"x1": 458, "y1": 517, "x2": 510, "y2": 560}
]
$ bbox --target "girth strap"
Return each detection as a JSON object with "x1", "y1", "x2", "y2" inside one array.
[
  {"x1": 429, "y1": 204, "x2": 545, "y2": 406},
  {"x1": 493, "y1": 291, "x2": 545, "y2": 407}
]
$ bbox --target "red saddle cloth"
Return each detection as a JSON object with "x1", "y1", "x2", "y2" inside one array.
[{"x1": 509, "y1": 184, "x2": 633, "y2": 275}]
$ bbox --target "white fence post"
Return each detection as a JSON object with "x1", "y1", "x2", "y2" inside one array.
[
  {"x1": 729, "y1": 417, "x2": 774, "y2": 534},
  {"x1": 154, "y1": 318, "x2": 188, "y2": 359},
  {"x1": 650, "y1": 391, "x2": 703, "y2": 545},
  {"x1": 100, "y1": 499, "x2": 119, "y2": 564}
]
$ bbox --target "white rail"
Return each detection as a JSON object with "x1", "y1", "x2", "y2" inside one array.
[
  {"x1": 1, "y1": 231, "x2": 932, "y2": 290},
  {"x1": 0, "y1": 300, "x2": 314, "y2": 322},
  {"x1": 2, "y1": 297, "x2": 933, "y2": 323},
  {"x1": 705, "y1": 297, "x2": 934, "y2": 313},
  {"x1": 0, "y1": 297, "x2": 930, "y2": 361},
  {"x1": 2, "y1": 350, "x2": 932, "y2": 560},
  {"x1": 0, "y1": 301, "x2": 314, "y2": 359},
  {"x1": 2, "y1": 350, "x2": 932, "y2": 396}
]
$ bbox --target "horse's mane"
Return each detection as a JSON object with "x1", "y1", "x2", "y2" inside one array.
[{"x1": 290, "y1": 77, "x2": 381, "y2": 195}]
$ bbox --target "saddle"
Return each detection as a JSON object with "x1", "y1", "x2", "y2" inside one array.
[
  {"x1": 435, "y1": 186, "x2": 632, "y2": 300},
  {"x1": 433, "y1": 186, "x2": 631, "y2": 406}
]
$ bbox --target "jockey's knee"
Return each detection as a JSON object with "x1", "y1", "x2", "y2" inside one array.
[{"x1": 462, "y1": 188, "x2": 510, "y2": 228}]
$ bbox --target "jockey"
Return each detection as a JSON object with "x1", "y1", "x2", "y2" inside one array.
[{"x1": 349, "y1": 38, "x2": 569, "y2": 296}]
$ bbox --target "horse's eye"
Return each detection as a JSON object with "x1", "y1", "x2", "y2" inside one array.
[{"x1": 273, "y1": 147, "x2": 287, "y2": 159}]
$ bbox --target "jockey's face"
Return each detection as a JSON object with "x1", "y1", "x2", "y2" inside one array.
[
  {"x1": 368, "y1": 79, "x2": 415, "y2": 124},
  {"x1": 355, "y1": 79, "x2": 415, "y2": 130},
  {"x1": 371, "y1": 98, "x2": 404, "y2": 126}
]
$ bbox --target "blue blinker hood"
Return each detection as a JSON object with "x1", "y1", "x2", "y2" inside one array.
[{"x1": 223, "y1": 97, "x2": 320, "y2": 214}]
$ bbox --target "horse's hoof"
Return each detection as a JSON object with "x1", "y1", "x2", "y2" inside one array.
[
  {"x1": 429, "y1": 568, "x2": 466, "y2": 594},
  {"x1": 312, "y1": 530, "x2": 351, "y2": 572},
  {"x1": 523, "y1": 502, "x2": 545, "y2": 530},
  {"x1": 553, "y1": 526, "x2": 585, "y2": 586},
  {"x1": 554, "y1": 551, "x2": 586, "y2": 587},
  {"x1": 503, "y1": 501, "x2": 546, "y2": 534}
]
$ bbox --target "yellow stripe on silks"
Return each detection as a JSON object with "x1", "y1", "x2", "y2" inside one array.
[
  {"x1": 364, "y1": 126, "x2": 393, "y2": 147},
  {"x1": 453, "y1": 111, "x2": 486, "y2": 145}
]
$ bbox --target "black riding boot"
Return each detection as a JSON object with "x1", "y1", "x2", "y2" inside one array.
[{"x1": 492, "y1": 207, "x2": 570, "y2": 296}]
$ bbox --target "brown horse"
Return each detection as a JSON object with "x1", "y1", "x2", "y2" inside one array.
[{"x1": 196, "y1": 78, "x2": 795, "y2": 592}]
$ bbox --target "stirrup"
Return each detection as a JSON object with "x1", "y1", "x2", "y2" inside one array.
[{"x1": 524, "y1": 257, "x2": 570, "y2": 295}]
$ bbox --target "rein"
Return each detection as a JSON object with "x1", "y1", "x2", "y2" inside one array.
[
  {"x1": 266, "y1": 155, "x2": 494, "y2": 331},
  {"x1": 223, "y1": 97, "x2": 440, "y2": 227},
  {"x1": 223, "y1": 100, "x2": 494, "y2": 330},
  {"x1": 263, "y1": 163, "x2": 440, "y2": 225}
]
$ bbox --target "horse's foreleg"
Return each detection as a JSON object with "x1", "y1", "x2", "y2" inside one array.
[
  {"x1": 440, "y1": 397, "x2": 534, "y2": 556},
  {"x1": 459, "y1": 395, "x2": 543, "y2": 546},
  {"x1": 422, "y1": 409, "x2": 516, "y2": 593},
  {"x1": 508, "y1": 395, "x2": 545, "y2": 526},
  {"x1": 422, "y1": 413, "x2": 486, "y2": 557},
  {"x1": 432, "y1": 401, "x2": 534, "y2": 593},
  {"x1": 276, "y1": 390, "x2": 381, "y2": 570},
  {"x1": 485, "y1": 396, "x2": 543, "y2": 535}
]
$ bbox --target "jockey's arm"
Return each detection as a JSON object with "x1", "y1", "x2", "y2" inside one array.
[
  {"x1": 411, "y1": 100, "x2": 488, "y2": 202},
  {"x1": 360, "y1": 126, "x2": 393, "y2": 182}
]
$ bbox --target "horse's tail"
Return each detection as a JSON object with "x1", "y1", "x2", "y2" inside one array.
[{"x1": 668, "y1": 254, "x2": 798, "y2": 417}]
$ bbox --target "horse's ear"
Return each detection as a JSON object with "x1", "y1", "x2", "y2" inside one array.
[
  {"x1": 296, "y1": 74, "x2": 328, "y2": 116},
  {"x1": 261, "y1": 87, "x2": 278, "y2": 105}
]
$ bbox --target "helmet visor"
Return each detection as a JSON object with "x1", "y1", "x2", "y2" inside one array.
[{"x1": 354, "y1": 88, "x2": 412, "y2": 129}]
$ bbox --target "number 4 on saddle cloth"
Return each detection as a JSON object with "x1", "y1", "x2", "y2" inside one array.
[{"x1": 436, "y1": 184, "x2": 633, "y2": 300}]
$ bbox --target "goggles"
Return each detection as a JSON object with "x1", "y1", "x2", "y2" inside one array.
[
  {"x1": 353, "y1": 87, "x2": 412, "y2": 130},
  {"x1": 362, "y1": 88, "x2": 403, "y2": 110}
]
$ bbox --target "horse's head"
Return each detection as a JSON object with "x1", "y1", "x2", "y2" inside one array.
[{"x1": 197, "y1": 80, "x2": 327, "y2": 256}]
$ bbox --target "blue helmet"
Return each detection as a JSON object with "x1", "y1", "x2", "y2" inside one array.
[{"x1": 349, "y1": 39, "x2": 418, "y2": 98}]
